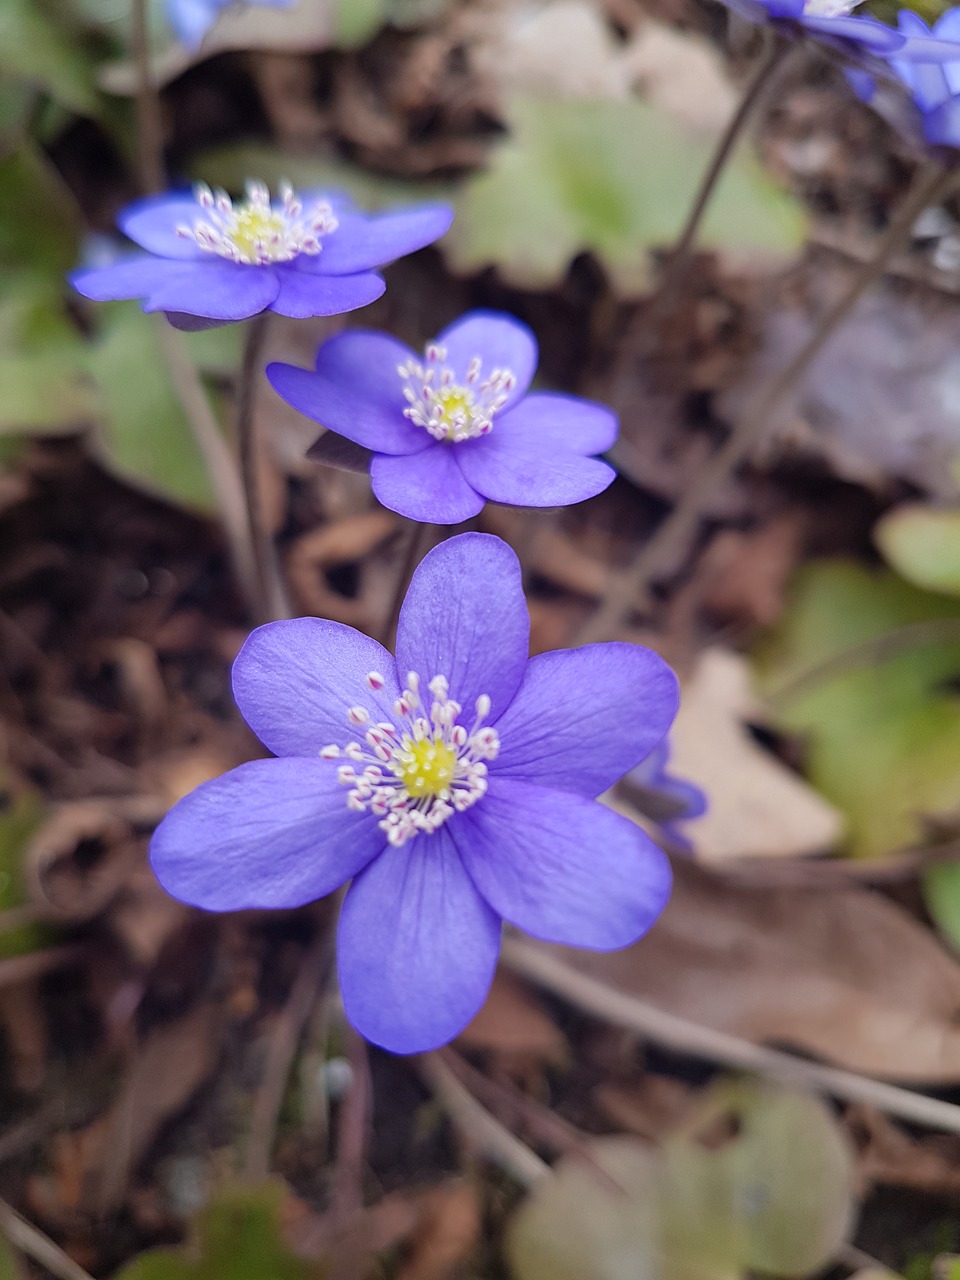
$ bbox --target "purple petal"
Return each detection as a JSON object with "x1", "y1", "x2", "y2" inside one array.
[
  {"x1": 150, "y1": 757, "x2": 386, "y2": 911},
  {"x1": 395, "y1": 532, "x2": 529, "y2": 716},
  {"x1": 490, "y1": 643, "x2": 679, "y2": 796},
  {"x1": 338, "y1": 827, "x2": 501, "y2": 1053},
  {"x1": 267, "y1": 331, "x2": 430, "y2": 455},
  {"x1": 763, "y1": 0, "x2": 803, "y2": 17},
  {"x1": 496, "y1": 393, "x2": 618, "y2": 454},
  {"x1": 370, "y1": 447, "x2": 485, "y2": 522},
  {"x1": 70, "y1": 254, "x2": 186, "y2": 302},
  {"x1": 118, "y1": 194, "x2": 208, "y2": 259},
  {"x1": 801, "y1": 13, "x2": 903, "y2": 49},
  {"x1": 434, "y1": 312, "x2": 538, "y2": 410},
  {"x1": 142, "y1": 261, "x2": 280, "y2": 320},
  {"x1": 923, "y1": 94, "x2": 960, "y2": 146},
  {"x1": 303, "y1": 204, "x2": 454, "y2": 275},
  {"x1": 456, "y1": 779, "x2": 672, "y2": 949},
  {"x1": 456, "y1": 436, "x2": 615, "y2": 508},
  {"x1": 270, "y1": 267, "x2": 385, "y2": 318},
  {"x1": 232, "y1": 617, "x2": 401, "y2": 758}
]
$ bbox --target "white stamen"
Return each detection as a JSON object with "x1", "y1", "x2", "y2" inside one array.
[
  {"x1": 179, "y1": 180, "x2": 338, "y2": 266},
  {"x1": 320, "y1": 671, "x2": 499, "y2": 846},
  {"x1": 397, "y1": 343, "x2": 516, "y2": 444}
]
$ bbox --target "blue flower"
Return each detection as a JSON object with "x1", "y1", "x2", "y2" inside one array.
[
  {"x1": 622, "y1": 739, "x2": 707, "y2": 854},
  {"x1": 266, "y1": 311, "x2": 619, "y2": 524},
  {"x1": 850, "y1": 9, "x2": 960, "y2": 148},
  {"x1": 70, "y1": 182, "x2": 453, "y2": 328},
  {"x1": 718, "y1": 0, "x2": 906, "y2": 56},
  {"x1": 149, "y1": 533, "x2": 679, "y2": 1054},
  {"x1": 166, "y1": 0, "x2": 293, "y2": 48}
]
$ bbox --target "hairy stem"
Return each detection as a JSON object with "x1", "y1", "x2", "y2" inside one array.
[
  {"x1": 237, "y1": 314, "x2": 291, "y2": 623},
  {"x1": 579, "y1": 159, "x2": 954, "y2": 643},
  {"x1": 130, "y1": 0, "x2": 165, "y2": 194}
]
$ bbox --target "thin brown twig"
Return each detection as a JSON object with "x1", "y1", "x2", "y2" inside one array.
[
  {"x1": 578, "y1": 159, "x2": 955, "y2": 643},
  {"x1": 501, "y1": 934, "x2": 960, "y2": 1136},
  {"x1": 154, "y1": 319, "x2": 262, "y2": 616},
  {"x1": 130, "y1": 0, "x2": 165, "y2": 194},
  {"x1": 237, "y1": 314, "x2": 290, "y2": 623},
  {"x1": 244, "y1": 927, "x2": 332, "y2": 1183},
  {"x1": 0, "y1": 1198, "x2": 95, "y2": 1280},
  {"x1": 417, "y1": 1052, "x2": 550, "y2": 1187}
]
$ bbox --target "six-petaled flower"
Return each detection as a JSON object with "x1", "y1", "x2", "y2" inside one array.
[
  {"x1": 149, "y1": 534, "x2": 679, "y2": 1054},
  {"x1": 266, "y1": 310, "x2": 619, "y2": 524},
  {"x1": 70, "y1": 181, "x2": 453, "y2": 328}
]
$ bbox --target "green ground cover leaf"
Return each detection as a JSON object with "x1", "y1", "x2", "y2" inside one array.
[
  {"x1": 0, "y1": 0, "x2": 101, "y2": 117},
  {"x1": 0, "y1": 775, "x2": 55, "y2": 960},
  {"x1": 754, "y1": 560, "x2": 960, "y2": 858},
  {"x1": 445, "y1": 96, "x2": 806, "y2": 294},
  {"x1": 113, "y1": 1183, "x2": 328, "y2": 1280},
  {"x1": 507, "y1": 1081, "x2": 854, "y2": 1280},
  {"x1": 876, "y1": 505, "x2": 960, "y2": 599}
]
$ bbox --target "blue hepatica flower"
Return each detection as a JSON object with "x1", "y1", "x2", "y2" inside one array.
[
  {"x1": 267, "y1": 311, "x2": 619, "y2": 524},
  {"x1": 850, "y1": 9, "x2": 960, "y2": 148},
  {"x1": 149, "y1": 533, "x2": 679, "y2": 1054},
  {"x1": 622, "y1": 739, "x2": 707, "y2": 854},
  {"x1": 719, "y1": 0, "x2": 905, "y2": 56},
  {"x1": 166, "y1": 0, "x2": 293, "y2": 47},
  {"x1": 70, "y1": 181, "x2": 453, "y2": 327}
]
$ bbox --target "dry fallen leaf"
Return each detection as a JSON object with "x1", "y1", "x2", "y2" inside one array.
[
  {"x1": 563, "y1": 857, "x2": 960, "y2": 1082},
  {"x1": 666, "y1": 647, "x2": 844, "y2": 861},
  {"x1": 457, "y1": 970, "x2": 568, "y2": 1066}
]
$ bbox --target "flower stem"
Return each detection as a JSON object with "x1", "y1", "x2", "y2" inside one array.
[
  {"x1": 380, "y1": 520, "x2": 434, "y2": 647},
  {"x1": 578, "y1": 158, "x2": 954, "y2": 643},
  {"x1": 652, "y1": 35, "x2": 794, "y2": 310},
  {"x1": 154, "y1": 321, "x2": 262, "y2": 616},
  {"x1": 130, "y1": 0, "x2": 165, "y2": 194},
  {"x1": 237, "y1": 314, "x2": 291, "y2": 623}
]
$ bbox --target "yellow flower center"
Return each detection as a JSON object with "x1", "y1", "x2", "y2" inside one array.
[
  {"x1": 434, "y1": 386, "x2": 475, "y2": 432},
  {"x1": 395, "y1": 736, "x2": 458, "y2": 797},
  {"x1": 227, "y1": 205, "x2": 288, "y2": 262}
]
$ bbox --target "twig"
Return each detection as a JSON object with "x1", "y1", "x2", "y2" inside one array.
[
  {"x1": 380, "y1": 521, "x2": 434, "y2": 648},
  {"x1": 0, "y1": 1198, "x2": 95, "y2": 1280},
  {"x1": 501, "y1": 935, "x2": 960, "y2": 1136},
  {"x1": 130, "y1": 0, "x2": 165, "y2": 194},
  {"x1": 237, "y1": 315, "x2": 290, "y2": 623},
  {"x1": 154, "y1": 319, "x2": 262, "y2": 617},
  {"x1": 331, "y1": 1024, "x2": 371, "y2": 1220},
  {"x1": 0, "y1": 946, "x2": 83, "y2": 988},
  {"x1": 578, "y1": 159, "x2": 955, "y2": 643},
  {"x1": 417, "y1": 1052, "x2": 550, "y2": 1187},
  {"x1": 244, "y1": 928, "x2": 332, "y2": 1183}
]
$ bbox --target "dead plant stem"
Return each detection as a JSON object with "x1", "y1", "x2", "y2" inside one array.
[
  {"x1": 331, "y1": 1025, "x2": 372, "y2": 1220},
  {"x1": 578, "y1": 159, "x2": 954, "y2": 643},
  {"x1": 501, "y1": 935, "x2": 960, "y2": 1136},
  {"x1": 0, "y1": 1198, "x2": 95, "y2": 1280},
  {"x1": 238, "y1": 314, "x2": 291, "y2": 623}
]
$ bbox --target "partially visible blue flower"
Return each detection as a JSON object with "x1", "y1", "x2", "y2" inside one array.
[
  {"x1": 719, "y1": 0, "x2": 904, "y2": 57},
  {"x1": 166, "y1": 0, "x2": 293, "y2": 48},
  {"x1": 70, "y1": 181, "x2": 453, "y2": 328},
  {"x1": 850, "y1": 9, "x2": 960, "y2": 148},
  {"x1": 622, "y1": 739, "x2": 707, "y2": 854},
  {"x1": 267, "y1": 311, "x2": 619, "y2": 524},
  {"x1": 149, "y1": 533, "x2": 679, "y2": 1054}
]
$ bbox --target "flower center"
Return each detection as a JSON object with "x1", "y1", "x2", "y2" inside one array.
[
  {"x1": 177, "y1": 180, "x2": 339, "y2": 266},
  {"x1": 802, "y1": 0, "x2": 862, "y2": 16},
  {"x1": 398, "y1": 344, "x2": 516, "y2": 443},
  {"x1": 320, "y1": 671, "x2": 500, "y2": 846}
]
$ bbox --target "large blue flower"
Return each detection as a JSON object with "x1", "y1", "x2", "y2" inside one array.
[
  {"x1": 149, "y1": 534, "x2": 678, "y2": 1054},
  {"x1": 166, "y1": 0, "x2": 293, "y2": 47},
  {"x1": 70, "y1": 181, "x2": 453, "y2": 327},
  {"x1": 267, "y1": 311, "x2": 619, "y2": 523}
]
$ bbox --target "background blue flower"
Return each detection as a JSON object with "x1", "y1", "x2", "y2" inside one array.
[
  {"x1": 149, "y1": 533, "x2": 679, "y2": 1054},
  {"x1": 70, "y1": 182, "x2": 453, "y2": 327},
  {"x1": 267, "y1": 310, "x2": 619, "y2": 524},
  {"x1": 166, "y1": 0, "x2": 294, "y2": 48}
]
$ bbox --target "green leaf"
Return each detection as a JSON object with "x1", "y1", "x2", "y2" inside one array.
[
  {"x1": 506, "y1": 1081, "x2": 854, "y2": 1280},
  {"x1": 876, "y1": 504, "x2": 960, "y2": 599},
  {"x1": 0, "y1": 0, "x2": 101, "y2": 117},
  {"x1": 333, "y1": 0, "x2": 385, "y2": 45},
  {"x1": 444, "y1": 97, "x2": 806, "y2": 295},
  {"x1": 754, "y1": 560, "x2": 960, "y2": 858},
  {"x1": 0, "y1": 774, "x2": 55, "y2": 960},
  {"x1": 113, "y1": 1182, "x2": 328, "y2": 1280},
  {"x1": 82, "y1": 305, "x2": 216, "y2": 513},
  {"x1": 0, "y1": 145, "x2": 82, "y2": 282},
  {"x1": 923, "y1": 861, "x2": 960, "y2": 951}
]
